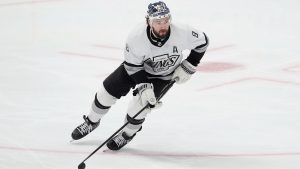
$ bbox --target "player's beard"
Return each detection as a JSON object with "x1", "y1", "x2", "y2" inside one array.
[{"x1": 153, "y1": 28, "x2": 169, "y2": 39}]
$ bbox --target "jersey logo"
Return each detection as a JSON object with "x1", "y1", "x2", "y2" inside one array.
[
  {"x1": 192, "y1": 31, "x2": 198, "y2": 38},
  {"x1": 145, "y1": 54, "x2": 179, "y2": 72}
]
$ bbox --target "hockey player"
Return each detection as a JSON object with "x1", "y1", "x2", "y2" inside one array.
[{"x1": 71, "y1": 1, "x2": 209, "y2": 151}]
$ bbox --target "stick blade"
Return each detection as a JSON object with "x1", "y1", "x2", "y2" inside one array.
[{"x1": 78, "y1": 162, "x2": 86, "y2": 169}]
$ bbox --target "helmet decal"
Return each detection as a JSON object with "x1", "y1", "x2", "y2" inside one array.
[{"x1": 147, "y1": 1, "x2": 170, "y2": 19}]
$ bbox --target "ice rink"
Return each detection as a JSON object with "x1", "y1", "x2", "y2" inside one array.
[{"x1": 0, "y1": 0, "x2": 300, "y2": 168}]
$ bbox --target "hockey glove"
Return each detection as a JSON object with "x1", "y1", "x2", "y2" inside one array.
[
  {"x1": 136, "y1": 83, "x2": 157, "y2": 106},
  {"x1": 172, "y1": 60, "x2": 197, "y2": 84}
]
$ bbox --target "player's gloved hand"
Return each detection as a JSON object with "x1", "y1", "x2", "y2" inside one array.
[
  {"x1": 172, "y1": 60, "x2": 197, "y2": 84},
  {"x1": 136, "y1": 83, "x2": 157, "y2": 106}
]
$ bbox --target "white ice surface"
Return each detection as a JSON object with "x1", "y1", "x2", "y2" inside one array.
[{"x1": 0, "y1": 0, "x2": 300, "y2": 169}]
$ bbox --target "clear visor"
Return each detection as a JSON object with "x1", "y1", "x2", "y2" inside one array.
[{"x1": 149, "y1": 14, "x2": 171, "y2": 25}]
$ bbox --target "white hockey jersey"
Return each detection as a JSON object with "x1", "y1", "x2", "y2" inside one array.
[{"x1": 124, "y1": 23, "x2": 208, "y2": 81}]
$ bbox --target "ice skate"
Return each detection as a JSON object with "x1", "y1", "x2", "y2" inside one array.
[
  {"x1": 71, "y1": 115, "x2": 100, "y2": 140},
  {"x1": 106, "y1": 131, "x2": 136, "y2": 151}
]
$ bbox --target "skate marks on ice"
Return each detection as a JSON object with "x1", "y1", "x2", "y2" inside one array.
[
  {"x1": 197, "y1": 77, "x2": 300, "y2": 92},
  {"x1": 283, "y1": 64, "x2": 300, "y2": 73},
  {"x1": 70, "y1": 139, "x2": 107, "y2": 147},
  {"x1": 102, "y1": 148, "x2": 300, "y2": 158},
  {"x1": 2, "y1": 144, "x2": 300, "y2": 158},
  {"x1": 197, "y1": 62, "x2": 244, "y2": 72}
]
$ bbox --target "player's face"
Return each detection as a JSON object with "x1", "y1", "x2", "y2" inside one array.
[{"x1": 150, "y1": 16, "x2": 171, "y2": 39}]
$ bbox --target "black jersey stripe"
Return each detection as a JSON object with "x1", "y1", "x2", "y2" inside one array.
[{"x1": 124, "y1": 61, "x2": 144, "y2": 67}]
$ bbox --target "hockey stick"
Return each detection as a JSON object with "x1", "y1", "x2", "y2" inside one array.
[{"x1": 78, "y1": 79, "x2": 176, "y2": 169}]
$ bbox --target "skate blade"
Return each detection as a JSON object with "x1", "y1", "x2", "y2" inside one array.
[
  {"x1": 102, "y1": 147, "x2": 118, "y2": 153},
  {"x1": 102, "y1": 146, "x2": 112, "y2": 153}
]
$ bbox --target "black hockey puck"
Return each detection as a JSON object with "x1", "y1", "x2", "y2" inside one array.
[{"x1": 78, "y1": 162, "x2": 86, "y2": 169}]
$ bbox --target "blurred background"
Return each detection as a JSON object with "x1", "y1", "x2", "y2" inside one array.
[{"x1": 0, "y1": 0, "x2": 299, "y2": 169}]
